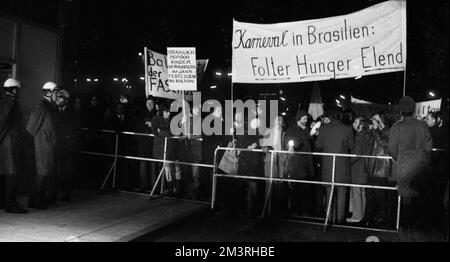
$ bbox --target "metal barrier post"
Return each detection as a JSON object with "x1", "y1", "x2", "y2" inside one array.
[
  {"x1": 150, "y1": 167, "x2": 165, "y2": 198},
  {"x1": 396, "y1": 195, "x2": 402, "y2": 232},
  {"x1": 100, "y1": 163, "x2": 115, "y2": 190},
  {"x1": 261, "y1": 151, "x2": 274, "y2": 218},
  {"x1": 112, "y1": 133, "x2": 119, "y2": 189},
  {"x1": 160, "y1": 137, "x2": 168, "y2": 195},
  {"x1": 268, "y1": 152, "x2": 275, "y2": 216},
  {"x1": 324, "y1": 155, "x2": 336, "y2": 231},
  {"x1": 211, "y1": 147, "x2": 219, "y2": 210}
]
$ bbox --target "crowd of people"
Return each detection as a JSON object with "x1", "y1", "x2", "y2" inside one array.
[
  {"x1": 217, "y1": 97, "x2": 448, "y2": 241},
  {"x1": 79, "y1": 92, "x2": 210, "y2": 200},
  {"x1": 1, "y1": 77, "x2": 448, "y2": 241}
]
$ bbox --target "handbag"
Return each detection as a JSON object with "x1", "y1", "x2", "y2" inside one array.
[{"x1": 218, "y1": 142, "x2": 238, "y2": 176}]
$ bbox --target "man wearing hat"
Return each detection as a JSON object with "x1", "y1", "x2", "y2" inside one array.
[
  {"x1": 26, "y1": 82, "x2": 59, "y2": 209},
  {"x1": 54, "y1": 89, "x2": 81, "y2": 202},
  {"x1": 388, "y1": 96, "x2": 433, "y2": 241},
  {"x1": 0, "y1": 78, "x2": 28, "y2": 213}
]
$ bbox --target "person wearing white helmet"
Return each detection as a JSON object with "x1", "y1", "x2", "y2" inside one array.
[
  {"x1": 25, "y1": 81, "x2": 60, "y2": 209},
  {"x1": 3, "y1": 78, "x2": 22, "y2": 98},
  {"x1": 0, "y1": 78, "x2": 28, "y2": 213},
  {"x1": 42, "y1": 81, "x2": 59, "y2": 104}
]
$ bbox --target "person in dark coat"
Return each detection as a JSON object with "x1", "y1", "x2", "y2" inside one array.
[
  {"x1": 423, "y1": 111, "x2": 448, "y2": 233},
  {"x1": 388, "y1": 96, "x2": 433, "y2": 241},
  {"x1": 347, "y1": 116, "x2": 371, "y2": 223},
  {"x1": 364, "y1": 112, "x2": 396, "y2": 228},
  {"x1": 179, "y1": 103, "x2": 203, "y2": 200},
  {"x1": 260, "y1": 115, "x2": 284, "y2": 214},
  {"x1": 104, "y1": 102, "x2": 135, "y2": 189},
  {"x1": 104, "y1": 102, "x2": 132, "y2": 132},
  {"x1": 54, "y1": 90, "x2": 81, "y2": 202},
  {"x1": 282, "y1": 110, "x2": 315, "y2": 216},
  {"x1": 206, "y1": 105, "x2": 232, "y2": 210},
  {"x1": 234, "y1": 111, "x2": 264, "y2": 215},
  {"x1": 315, "y1": 107, "x2": 355, "y2": 223},
  {"x1": 26, "y1": 81, "x2": 59, "y2": 209},
  {"x1": 0, "y1": 78, "x2": 28, "y2": 213},
  {"x1": 83, "y1": 95, "x2": 104, "y2": 130},
  {"x1": 134, "y1": 96, "x2": 157, "y2": 192},
  {"x1": 151, "y1": 103, "x2": 179, "y2": 195},
  {"x1": 82, "y1": 95, "x2": 106, "y2": 188}
]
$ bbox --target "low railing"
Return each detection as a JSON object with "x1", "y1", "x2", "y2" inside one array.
[
  {"x1": 80, "y1": 128, "x2": 213, "y2": 199},
  {"x1": 80, "y1": 128, "x2": 445, "y2": 233},
  {"x1": 211, "y1": 147, "x2": 400, "y2": 233}
]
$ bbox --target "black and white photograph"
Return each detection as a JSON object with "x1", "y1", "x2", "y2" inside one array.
[{"x1": 0, "y1": 0, "x2": 448, "y2": 250}]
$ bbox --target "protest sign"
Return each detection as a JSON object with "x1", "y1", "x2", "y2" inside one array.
[
  {"x1": 145, "y1": 48, "x2": 208, "y2": 99},
  {"x1": 415, "y1": 99, "x2": 442, "y2": 118},
  {"x1": 167, "y1": 47, "x2": 197, "y2": 91},
  {"x1": 232, "y1": 0, "x2": 406, "y2": 84}
]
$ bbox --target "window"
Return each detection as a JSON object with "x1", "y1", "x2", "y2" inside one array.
[{"x1": 0, "y1": 63, "x2": 13, "y2": 84}]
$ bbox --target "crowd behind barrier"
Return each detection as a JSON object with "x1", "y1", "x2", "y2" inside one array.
[
  {"x1": 1, "y1": 86, "x2": 448, "y2": 240},
  {"x1": 210, "y1": 146, "x2": 400, "y2": 232},
  {"x1": 78, "y1": 125, "x2": 447, "y2": 235}
]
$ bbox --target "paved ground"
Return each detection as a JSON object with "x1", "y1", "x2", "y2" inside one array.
[
  {"x1": 0, "y1": 191, "x2": 207, "y2": 242},
  {"x1": 134, "y1": 211, "x2": 401, "y2": 242}
]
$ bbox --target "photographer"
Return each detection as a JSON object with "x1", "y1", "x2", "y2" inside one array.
[
  {"x1": 54, "y1": 89, "x2": 81, "y2": 202},
  {"x1": 363, "y1": 112, "x2": 396, "y2": 228},
  {"x1": 347, "y1": 117, "x2": 371, "y2": 223}
]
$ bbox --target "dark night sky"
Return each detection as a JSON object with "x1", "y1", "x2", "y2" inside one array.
[
  {"x1": 73, "y1": 0, "x2": 448, "y2": 105},
  {"x1": 1, "y1": 0, "x2": 449, "y2": 106}
]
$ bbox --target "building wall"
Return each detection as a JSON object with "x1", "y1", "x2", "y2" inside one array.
[
  {"x1": 17, "y1": 23, "x2": 58, "y2": 115},
  {"x1": 0, "y1": 14, "x2": 59, "y2": 119},
  {"x1": 1, "y1": 14, "x2": 60, "y2": 184},
  {"x1": 0, "y1": 16, "x2": 17, "y2": 63}
]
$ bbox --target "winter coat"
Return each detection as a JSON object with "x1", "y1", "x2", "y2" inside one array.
[
  {"x1": 350, "y1": 131, "x2": 373, "y2": 184},
  {"x1": 315, "y1": 119, "x2": 355, "y2": 183},
  {"x1": 181, "y1": 114, "x2": 203, "y2": 163},
  {"x1": 83, "y1": 105, "x2": 104, "y2": 130},
  {"x1": 56, "y1": 107, "x2": 82, "y2": 157},
  {"x1": 26, "y1": 100, "x2": 58, "y2": 177},
  {"x1": 0, "y1": 95, "x2": 22, "y2": 175},
  {"x1": 151, "y1": 115, "x2": 177, "y2": 160},
  {"x1": 388, "y1": 116, "x2": 433, "y2": 198},
  {"x1": 104, "y1": 114, "x2": 132, "y2": 132},
  {"x1": 282, "y1": 125, "x2": 315, "y2": 179},
  {"x1": 133, "y1": 109, "x2": 156, "y2": 157},
  {"x1": 365, "y1": 127, "x2": 392, "y2": 179},
  {"x1": 235, "y1": 124, "x2": 263, "y2": 177}
]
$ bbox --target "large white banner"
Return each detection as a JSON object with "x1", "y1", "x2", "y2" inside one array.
[
  {"x1": 145, "y1": 48, "x2": 208, "y2": 100},
  {"x1": 167, "y1": 47, "x2": 197, "y2": 91},
  {"x1": 232, "y1": 0, "x2": 406, "y2": 84},
  {"x1": 415, "y1": 99, "x2": 442, "y2": 119}
]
